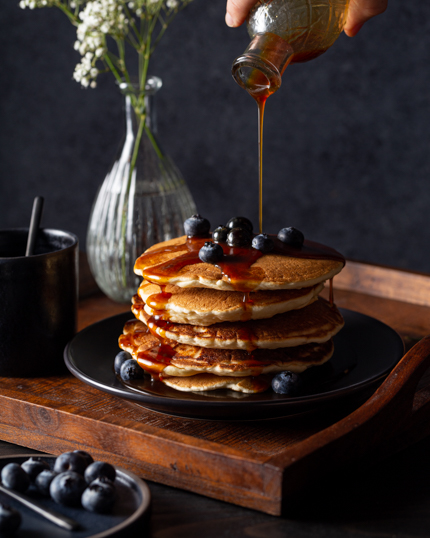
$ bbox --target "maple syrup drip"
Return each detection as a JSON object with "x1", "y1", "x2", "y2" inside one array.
[
  {"x1": 329, "y1": 277, "x2": 334, "y2": 306},
  {"x1": 257, "y1": 98, "x2": 266, "y2": 234},
  {"x1": 240, "y1": 292, "x2": 255, "y2": 322},
  {"x1": 146, "y1": 291, "x2": 172, "y2": 313},
  {"x1": 249, "y1": 375, "x2": 271, "y2": 393}
]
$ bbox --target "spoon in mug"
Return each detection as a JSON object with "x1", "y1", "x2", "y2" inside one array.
[{"x1": 25, "y1": 196, "x2": 44, "y2": 257}]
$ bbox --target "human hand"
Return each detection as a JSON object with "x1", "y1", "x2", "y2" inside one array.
[{"x1": 225, "y1": 0, "x2": 387, "y2": 37}]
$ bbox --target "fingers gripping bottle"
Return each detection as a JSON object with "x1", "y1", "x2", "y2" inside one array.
[{"x1": 232, "y1": 0, "x2": 350, "y2": 99}]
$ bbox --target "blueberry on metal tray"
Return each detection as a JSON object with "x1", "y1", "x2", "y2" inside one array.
[
  {"x1": 84, "y1": 461, "x2": 116, "y2": 485},
  {"x1": 252, "y1": 234, "x2": 274, "y2": 253},
  {"x1": 21, "y1": 457, "x2": 50, "y2": 482},
  {"x1": 227, "y1": 227, "x2": 252, "y2": 248},
  {"x1": 272, "y1": 371, "x2": 303, "y2": 396},
  {"x1": 183, "y1": 214, "x2": 210, "y2": 237},
  {"x1": 73, "y1": 450, "x2": 94, "y2": 468},
  {"x1": 50, "y1": 471, "x2": 87, "y2": 506},
  {"x1": 1, "y1": 463, "x2": 30, "y2": 493},
  {"x1": 54, "y1": 451, "x2": 87, "y2": 475},
  {"x1": 225, "y1": 217, "x2": 253, "y2": 234},
  {"x1": 35, "y1": 469, "x2": 58, "y2": 496},
  {"x1": 199, "y1": 241, "x2": 223, "y2": 264},
  {"x1": 120, "y1": 359, "x2": 144, "y2": 381},
  {"x1": 82, "y1": 479, "x2": 116, "y2": 513},
  {"x1": 0, "y1": 503, "x2": 21, "y2": 535},
  {"x1": 277, "y1": 227, "x2": 304, "y2": 248},
  {"x1": 114, "y1": 350, "x2": 132, "y2": 375}
]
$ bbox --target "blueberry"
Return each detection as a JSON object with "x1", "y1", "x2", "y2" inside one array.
[
  {"x1": 35, "y1": 469, "x2": 58, "y2": 496},
  {"x1": 120, "y1": 359, "x2": 144, "y2": 381},
  {"x1": 84, "y1": 461, "x2": 116, "y2": 485},
  {"x1": 50, "y1": 471, "x2": 86, "y2": 506},
  {"x1": 82, "y1": 480, "x2": 116, "y2": 513},
  {"x1": 54, "y1": 451, "x2": 87, "y2": 475},
  {"x1": 271, "y1": 371, "x2": 303, "y2": 396},
  {"x1": 226, "y1": 217, "x2": 253, "y2": 234},
  {"x1": 21, "y1": 457, "x2": 50, "y2": 482},
  {"x1": 252, "y1": 234, "x2": 274, "y2": 253},
  {"x1": 183, "y1": 214, "x2": 210, "y2": 237},
  {"x1": 0, "y1": 503, "x2": 21, "y2": 535},
  {"x1": 114, "y1": 350, "x2": 132, "y2": 375},
  {"x1": 73, "y1": 450, "x2": 94, "y2": 468},
  {"x1": 212, "y1": 226, "x2": 229, "y2": 243},
  {"x1": 277, "y1": 227, "x2": 304, "y2": 248},
  {"x1": 1, "y1": 463, "x2": 30, "y2": 493},
  {"x1": 227, "y1": 228, "x2": 252, "y2": 248},
  {"x1": 198, "y1": 242, "x2": 223, "y2": 264}
]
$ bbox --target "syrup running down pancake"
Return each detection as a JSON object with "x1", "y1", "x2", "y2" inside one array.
[
  {"x1": 132, "y1": 294, "x2": 344, "y2": 350},
  {"x1": 134, "y1": 235, "x2": 344, "y2": 292},
  {"x1": 118, "y1": 219, "x2": 346, "y2": 396}
]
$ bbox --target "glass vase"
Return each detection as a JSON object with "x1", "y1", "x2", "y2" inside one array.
[{"x1": 86, "y1": 77, "x2": 197, "y2": 303}]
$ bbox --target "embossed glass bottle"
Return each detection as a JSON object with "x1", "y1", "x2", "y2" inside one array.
[
  {"x1": 86, "y1": 77, "x2": 197, "y2": 303},
  {"x1": 232, "y1": 0, "x2": 350, "y2": 97}
]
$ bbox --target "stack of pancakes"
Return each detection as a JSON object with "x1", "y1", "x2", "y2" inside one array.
[{"x1": 119, "y1": 235, "x2": 345, "y2": 394}]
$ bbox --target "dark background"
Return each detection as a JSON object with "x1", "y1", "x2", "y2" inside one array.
[{"x1": 1, "y1": 1, "x2": 429, "y2": 273}]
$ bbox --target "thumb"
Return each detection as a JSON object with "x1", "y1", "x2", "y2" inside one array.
[{"x1": 225, "y1": 0, "x2": 259, "y2": 27}]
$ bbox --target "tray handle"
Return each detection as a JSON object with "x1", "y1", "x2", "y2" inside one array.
[{"x1": 271, "y1": 335, "x2": 430, "y2": 497}]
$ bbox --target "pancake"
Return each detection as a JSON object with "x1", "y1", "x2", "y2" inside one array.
[
  {"x1": 119, "y1": 319, "x2": 334, "y2": 377},
  {"x1": 138, "y1": 280, "x2": 324, "y2": 326},
  {"x1": 160, "y1": 374, "x2": 272, "y2": 393},
  {"x1": 132, "y1": 295, "x2": 344, "y2": 350},
  {"x1": 134, "y1": 235, "x2": 344, "y2": 292}
]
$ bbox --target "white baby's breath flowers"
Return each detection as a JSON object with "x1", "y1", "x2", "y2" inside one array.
[{"x1": 20, "y1": 0, "x2": 194, "y2": 88}]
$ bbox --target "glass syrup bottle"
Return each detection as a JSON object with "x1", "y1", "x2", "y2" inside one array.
[{"x1": 232, "y1": 0, "x2": 350, "y2": 99}]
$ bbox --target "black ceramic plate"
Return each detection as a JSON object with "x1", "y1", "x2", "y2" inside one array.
[
  {"x1": 64, "y1": 309, "x2": 404, "y2": 420},
  {"x1": 0, "y1": 455, "x2": 150, "y2": 537}
]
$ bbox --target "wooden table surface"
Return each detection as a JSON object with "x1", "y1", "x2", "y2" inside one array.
[{"x1": 2, "y1": 257, "x2": 430, "y2": 537}]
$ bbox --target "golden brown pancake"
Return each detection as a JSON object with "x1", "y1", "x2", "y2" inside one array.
[
  {"x1": 138, "y1": 280, "x2": 324, "y2": 326},
  {"x1": 131, "y1": 295, "x2": 344, "y2": 350},
  {"x1": 134, "y1": 236, "x2": 344, "y2": 292},
  {"x1": 119, "y1": 319, "x2": 334, "y2": 378},
  {"x1": 159, "y1": 374, "x2": 272, "y2": 393}
]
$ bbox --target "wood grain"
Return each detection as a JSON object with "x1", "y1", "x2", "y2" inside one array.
[{"x1": 0, "y1": 261, "x2": 429, "y2": 515}]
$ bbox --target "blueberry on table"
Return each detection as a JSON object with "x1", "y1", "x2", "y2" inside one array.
[
  {"x1": 212, "y1": 226, "x2": 229, "y2": 243},
  {"x1": 120, "y1": 359, "x2": 144, "y2": 381},
  {"x1": 84, "y1": 462, "x2": 116, "y2": 485},
  {"x1": 114, "y1": 350, "x2": 132, "y2": 375},
  {"x1": 21, "y1": 457, "x2": 50, "y2": 482},
  {"x1": 1, "y1": 463, "x2": 30, "y2": 493},
  {"x1": 0, "y1": 503, "x2": 21, "y2": 535},
  {"x1": 226, "y1": 217, "x2": 253, "y2": 234},
  {"x1": 252, "y1": 234, "x2": 274, "y2": 253},
  {"x1": 35, "y1": 469, "x2": 58, "y2": 496},
  {"x1": 50, "y1": 471, "x2": 86, "y2": 506},
  {"x1": 199, "y1": 242, "x2": 224, "y2": 264},
  {"x1": 272, "y1": 371, "x2": 303, "y2": 396},
  {"x1": 82, "y1": 479, "x2": 116, "y2": 513},
  {"x1": 54, "y1": 451, "x2": 87, "y2": 475},
  {"x1": 277, "y1": 227, "x2": 304, "y2": 248},
  {"x1": 227, "y1": 228, "x2": 252, "y2": 248},
  {"x1": 183, "y1": 214, "x2": 210, "y2": 237}
]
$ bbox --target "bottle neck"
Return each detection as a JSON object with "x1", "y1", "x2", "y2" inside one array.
[{"x1": 232, "y1": 33, "x2": 293, "y2": 98}]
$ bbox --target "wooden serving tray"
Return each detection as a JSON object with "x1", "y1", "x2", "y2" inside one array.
[{"x1": 0, "y1": 260, "x2": 430, "y2": 516}]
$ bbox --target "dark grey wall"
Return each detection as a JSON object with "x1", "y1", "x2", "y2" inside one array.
[{"x1": 1, "y1": 1, "x2": 429, "y2": 272}]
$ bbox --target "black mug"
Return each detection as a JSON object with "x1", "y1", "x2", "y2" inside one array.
[{"x1": 0, "y1": 228, "x2": 78, "y2": 376}]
